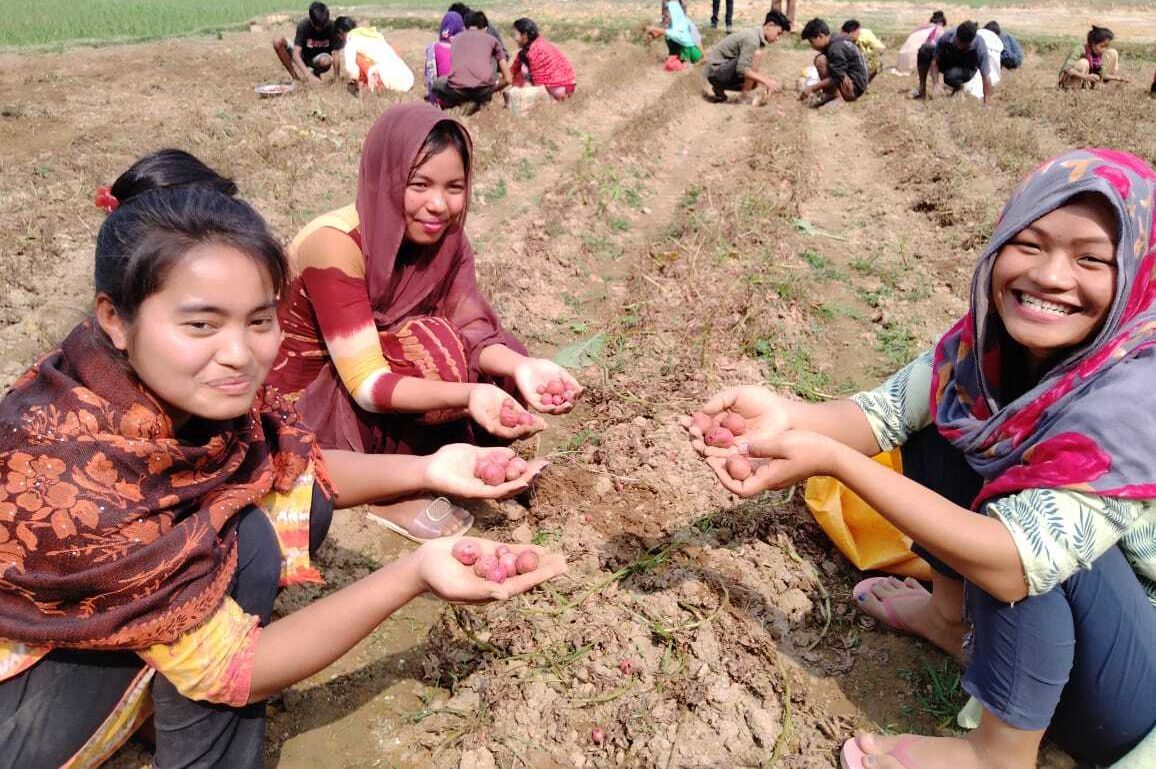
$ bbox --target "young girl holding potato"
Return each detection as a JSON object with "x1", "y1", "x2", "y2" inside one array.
[
  {"x1": 266, "y1": 104, "x2": 581, "y2": 541},
  {"x1": 688, "y1": 148, "x2": 1156, "y2": 769},
  {"x1": 0, "y1": 150, "x2": 564, "y2": 769}
]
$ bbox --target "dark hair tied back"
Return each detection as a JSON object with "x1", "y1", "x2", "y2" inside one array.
[
  {"x1": 513, "y1": 17, "x2": 539, "y2": 44},
  {"x1": 95, "y1": 150, "x2": 287, "y2": 322},
  {"x1": 110, "y1": 149, "x2": 237, "y2": 207},
  {"x1": 930, "y1": 10, "x2": 947, "y2": 25},
  {"x1": 1088, "y1": 26, "x2": 1114, "y2": 45}
]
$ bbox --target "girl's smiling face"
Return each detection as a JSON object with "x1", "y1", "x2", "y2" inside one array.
[
  {"x1": 403, "y1": 145, "x2": 467, "y2": 246},
  {"x1": 98, "y1": 244, "x2": 282, "y2": 429},
  {"x1": 990, "y1": 194, "x2": 1118, "y2": 366}
]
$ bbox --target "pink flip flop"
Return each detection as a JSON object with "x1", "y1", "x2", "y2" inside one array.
[
  {"x1": 852, "y1": 576, "x2": 928, "y2": 635},
  {"x1": 841, "y1": 736, "x2": 921, "y2": 769}
]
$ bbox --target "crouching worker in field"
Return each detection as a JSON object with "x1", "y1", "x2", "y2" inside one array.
[
  {"x1": 266, "y1": 105, "x2": 582, "y2": 542},
  {"x1": 0, "y1": 149, "x2": 566, "y2": 769},
  {"x1": 273, "y1": 1, "x2": 345, "y2": 85},
  {"x1": 915, "y1": 21, "x2": 995, "y2": 105},
  {"x1": 686, "y1": 148, "x2": 1156, "y2": 769},
  {"x1": 431, "y1": 10, "x2": 513, "y2": 113},
  {"x1": 798, "y1": 19, "x2": 869, "y2": 107},
  {"x1": 645, "y1": 0, "x2": 703, "y2": 72},
  {"x1": 504, "y1": 17, "x2": 576, "y2": 113},
  {"x1": 1059, "y1": 26, "x2": 1129, "y2": 90},
  {"x1": 704, "y1": 10, "x2": 791, "y2": 103},
  {"x1": 841, "y1": 19, "x2": 886, "y2": 80},
  {"x1": 984, "y1": 21, "x2": 1023, "y2": 70},
  {"x1": 339, "y1": 18, "x2": 415, "y2": 95}
]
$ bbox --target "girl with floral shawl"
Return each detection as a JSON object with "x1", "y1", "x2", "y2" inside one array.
[
  {"x1": 0, "y1": 150, "x2": 563, "y2": 769},
  {"x1": 266, "y1": 103, "x2": 580, "y2": 541},
  {"x1": 686, "y1": 148, "x2": 1156, "y2": 769}
]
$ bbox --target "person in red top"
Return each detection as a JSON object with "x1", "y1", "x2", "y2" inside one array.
[{"x1": 510, "y1": 18, "x2": 576, "y2": 100}]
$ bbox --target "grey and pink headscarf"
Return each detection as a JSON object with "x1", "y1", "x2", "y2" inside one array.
[{"x1": 931, "y1": 148, "x2": 1156, "y2": 506}]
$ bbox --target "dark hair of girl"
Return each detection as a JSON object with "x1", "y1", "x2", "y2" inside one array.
[
  {"x1": 410, "y1": 121, "x2": 472, "y2": 186},
  {"x1": 95, "y1": 151, "x2": 287, "y2": 323},
  {"x1": 841, "y1": 19, "x2": 860, "y2": 33},
  {"x1": 929, "y1": 10, "x2": 947, "y2": 25},
  {"x1": 513, "y1": 17, "x2": 539, "y2": 45},
  {"x1": 1088, "y1": 26, "x2": 1114, "y2": 46},
  {"x1": 110, "y1": 148, "x2": 237, "y2": 203}
]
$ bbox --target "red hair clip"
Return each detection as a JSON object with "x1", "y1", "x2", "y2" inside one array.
[{"x1": 94, "y1": 185, "x2": 118, "y2": 213}]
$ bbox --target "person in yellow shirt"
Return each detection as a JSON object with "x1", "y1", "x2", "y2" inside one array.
[{"x1": 841, "y1": 19, "x2": 886, "y2": 80}]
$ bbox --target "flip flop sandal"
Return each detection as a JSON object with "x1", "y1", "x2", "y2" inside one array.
[
  {"x1": 841, "y1": 736, "x2": 921, "y2": 769},
  {"x1": 852, "y1": 576, "x2": 927, "y2": 635},
  {"x1": 367, "y1": 497, "x2": 474, "y2": 543}
]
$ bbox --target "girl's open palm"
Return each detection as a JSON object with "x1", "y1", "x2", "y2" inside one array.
[
  {"x1": 424, "y1": 445, "x2": 548, "y2": 499},
  {"x1": 468, "y1": 384, "x2": 545, "y2": 438},
  {"x1": 417, "y1": 538, "x2": 568, "y2": 602}
]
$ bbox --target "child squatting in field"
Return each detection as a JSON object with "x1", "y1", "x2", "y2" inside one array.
[
  {"x1": 0, "y1": 149, "x2": 567, "y2": 767},
  {"x1": 684, "y1": 148, "x2": 1156, "y2": 769},
  {"x1": 798, "y1": 18, "x2": 870, "y2": 108}
]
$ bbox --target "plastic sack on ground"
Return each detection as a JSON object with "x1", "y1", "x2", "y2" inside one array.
[{"x1": 804, "y1": 450, "x2": 932, "y2": 580}]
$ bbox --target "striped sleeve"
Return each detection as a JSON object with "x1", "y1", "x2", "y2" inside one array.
[
  {"x1": 299, "y1": 265, "x2": 403, "y2": 412},
  {"x1": 849, "y1": 351, "x2": 935, "y2": 452}
]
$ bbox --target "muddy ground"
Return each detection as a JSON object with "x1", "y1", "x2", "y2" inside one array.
[{"x1": 1, "y1": 2, "x2": 1155, "y2": 767}]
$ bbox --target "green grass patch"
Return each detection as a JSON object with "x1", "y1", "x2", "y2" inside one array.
[{"x1": 898, "y1": 658, "x2": 968, "y2": 729}]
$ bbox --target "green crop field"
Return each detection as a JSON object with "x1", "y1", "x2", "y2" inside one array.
[{"x1": 0, "y1": 0, "x2": 448, "y2": 48}]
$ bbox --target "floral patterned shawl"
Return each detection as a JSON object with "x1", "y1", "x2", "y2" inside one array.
[
  {"x1": 0, "y1": 321, "x2": 321, "y2": 649},
  {"x1": 932, "y1": 149, "x2": 1156, "y2": 508}
]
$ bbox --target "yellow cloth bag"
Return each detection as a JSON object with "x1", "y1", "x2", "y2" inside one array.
[{"x1": 804, "y1": 450, "x2": 932, "y2": 580}]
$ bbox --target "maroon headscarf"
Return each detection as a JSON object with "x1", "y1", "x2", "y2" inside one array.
[{"x1": 357, "y1": 102, "x2": 518, "y2": 370}]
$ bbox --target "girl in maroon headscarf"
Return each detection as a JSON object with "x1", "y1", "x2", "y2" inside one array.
[{"x1": 268, "y1": 103, "x2": 581, "y2": 541}]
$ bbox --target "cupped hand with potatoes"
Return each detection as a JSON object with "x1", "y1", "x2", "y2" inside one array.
[
  {"x1": 468, "y1": 383, "x2": 546, "y2": 439},
  {"x1": 513, "y1": 357, "x2": 583, "y2": 414},
  {"x1": 417, "y1": 537, "x2": 567, "y2": 602},
  {"x1": 424, "y1": 444, "x2": 548, "y2": 500},
  {"x1": 680, "y1": 385, "x2": 792, "y2": 457},
  {"x1": 704, "y1": 429, "x2": 842, "y2": 498}
]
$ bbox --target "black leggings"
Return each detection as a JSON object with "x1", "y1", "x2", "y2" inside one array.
[{"x1": 0, "y1": 488, "x2": 333, "y2": 769}]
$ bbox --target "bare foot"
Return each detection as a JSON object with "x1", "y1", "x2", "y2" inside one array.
[
  {"x1": 855, "y1": 576, "x2": 967, "y2": 659},
  {"x1": 850, "y1": 731, "x2": 1034, "y2": 769}
]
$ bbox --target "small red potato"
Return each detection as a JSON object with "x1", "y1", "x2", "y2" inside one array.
[
  {"x1": 485, "y1": 563, "x2": 508, "y2": 583},
  {"x1": 498, "y1": 552, "x2": 518, "y2": 575},
  {"x1": 495, "y1": 544, "x2": 511, "y2": 558},
  {"x1": 514, "y1": 549, "x2": 539, "y2": 574},
  {"x1": 452, "y1": 539, "x2": 481, "y2": 566},
  {"x1": 505, "y1": 456, "x2": 529, "y2": 481},
  {"x1": 546, "y1": 379, "x2": 565, "y2": 396},
  {"x1": 618, "y1": 658, "x2": 634, "y2": 676},
  {"x1": 690, "y1": 411, "x2": 712, "y2": 433},
  {"x1": 721, "y1": 412, "x2": 746, "y2": 436},
  {"x1": 705, "y1": 426, "x2": 735, "y2": 448},
  {"x1": 477, "y1": 461, "x2": 508, "y2": 486},
  {"x1": 473, "y1": 554, "x2": 499, "y2": 578},
  {"x1": 591, "y1": 726, "x2": 606, "y2": 746},
  {"x1": 726, "y1": 455, "x2": 753, "y2": 481}
]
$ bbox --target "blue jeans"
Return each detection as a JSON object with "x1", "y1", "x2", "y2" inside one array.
[
  {"x1": 0, "y1": 488, "x2": 333, "y2": 769},
  {"x1": 901, "y1": 427, "x2": 1156, "y2": 765}
]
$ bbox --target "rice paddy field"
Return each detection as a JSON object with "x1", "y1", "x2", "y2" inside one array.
[{"x1": 1, "y1": 1, "x2": 1155, "y2": 767}]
